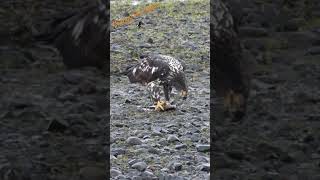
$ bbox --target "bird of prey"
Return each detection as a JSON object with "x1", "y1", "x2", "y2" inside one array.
[
  {"x1": 211, "y1": 0, "x2": 251, "y2": 120},
  {"x1": 126, "y1": 54, "x2": 188, "y2": 111}
]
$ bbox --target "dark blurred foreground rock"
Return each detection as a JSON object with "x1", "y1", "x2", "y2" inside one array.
[{"x1": 36, "y1": 0, "x2": 110, "y2": 69}]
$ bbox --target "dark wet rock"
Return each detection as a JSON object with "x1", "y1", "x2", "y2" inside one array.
[
  {"x1": 243, "y1": 38, "x2": 266, "y2": 50},
  {"x1": 77, "y1": 81, "x2": 97, "y2": 94},
  {"x1": 214, "y1": 154, "x2": 236, "y2": 169},
  {"x1": 47, "y1": 118, "x2": 69, "y2": 132},
  {"x1": 284, "y1": 32, "x2": 319, "y2": 48},
  {"x1": 262, "y1": 172, "x2": 281, "y2": 180},
  {"x1": 284, "y1": 18, "x2": 306, "y2": 31},
  {"x1": 78, "y1": 166, "x2": 106, "y2": 180},
  {"x1": 0, "y1": 50, "x2": 31, "y2": 69},
  {"x1": 226, "y1": 150, "x2": 246, "y2": 160},
  {"x1": 306, "y1": 46, "x2": 320, "y2": 55},
  {"x1": 62, "y1": 71, "x2": 85, "y2": 84},
  {"x1": 131, "y1": 161, "x2": 147, "y2": 172},
  {"x1": 58, "y1": 92, "x2": 76, "y2": 101},
  {"x1": 239, "y1": 27, "x2": 268, "y2": 37}
]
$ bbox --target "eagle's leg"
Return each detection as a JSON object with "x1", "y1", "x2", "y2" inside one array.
[
  {"x1": 163, "y1": 84, "x2": 172, "y2": 101},
  {"x1": 147, "y1": 82, "x2": 166, "y2": 111}
]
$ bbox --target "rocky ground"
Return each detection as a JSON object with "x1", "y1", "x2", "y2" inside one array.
[
  {"x1": 110, "y1": 0, "x2": 210, "y2": 179},
  {"x1": 213, "y1": 0, "x2": 320, "y2": 179}
]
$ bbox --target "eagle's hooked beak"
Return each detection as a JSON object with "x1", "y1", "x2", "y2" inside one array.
[{"x1": 181, "y1": 90, "x2": 188, "y2": 100}]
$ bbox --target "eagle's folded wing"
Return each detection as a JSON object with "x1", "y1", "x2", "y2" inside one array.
[{"x1": 126, "y1": 58, "x2": 169, "y2": 84}]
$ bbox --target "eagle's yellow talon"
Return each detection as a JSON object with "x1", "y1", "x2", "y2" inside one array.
[{"x1": 155, "y1": 100, "x2": 166, "y2": 111}]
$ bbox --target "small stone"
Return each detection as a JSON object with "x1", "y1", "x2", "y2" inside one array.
[
  {"x1": 167, "y1": 135, "x2": 180, "y2": 143},
  {"x1": 110, "y1": 155, "x2": 117, "y2": 160},
  {"x1": 191, "y1": 133, "x2": 201, "y2": 142},
  {"x1": 170, "y1": 162, "x2": 183, "y2": 171},
  {"x1": 196, "y1": 144, "x2": 210, "y2": 152},
  {"x1": 148, "y1": 147, "x2": 160, "y2": 154},
  {"x1": 111, "y1": 148, "x2": 126, "y2": 156},
  {"x1": 110, "y1": 168, "x2": 122, "y2": 177},
  {"x1": 197, "y1": 163, "x2": 210, "y2": 172},
  {"x1": 196, "y1": 155, "x2": 209, "y2": 163},
  {"x1": 132, "y1": 176, "x2": 143, "y2": 180},
  {"x1": 128, "y1": 159, "x2": 140, "y2": 166},
  {"x1": 117, "y1": 175, "x2": 126, "y2": 180},
  {"x1": 159, "y1": 138, "x2": 168, "y2": 146},
  {"x1": 126, "y1": 137, "x2": 143, "y2": 145},
  {"x1": 147, "y1": 38, "x2": 154, "y2": 44},
  {"x1": 175, "y1": 144, "x2": 187, "y2": 149},
  {"x1": 132, "y1": 161, "x2": 147, "y2": 172},
  {"x1": 152, "y1": 126, "x2": 162, "y2": 134},
  {"x1": 142, "y1": 170, "x2": 155, "y2": 177}
]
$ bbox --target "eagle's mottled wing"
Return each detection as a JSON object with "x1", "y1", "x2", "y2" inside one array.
[{"x1": 126, "y1": 57, "x2": 170, "y2": 84}]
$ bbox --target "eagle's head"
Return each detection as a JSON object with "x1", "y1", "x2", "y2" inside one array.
[{"x1": 172, "y1": 72, "x2": 188, "y2": 100}]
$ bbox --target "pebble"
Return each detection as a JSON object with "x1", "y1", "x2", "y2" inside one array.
[
  {"x1": 175, "y1": 144, "x2": 187, "y2": 149},
  {"x1": 197, "y1": 163, "x2": 210, "y2": 172},
  {"x1": 110, "y1": 168, "x2": 122, "y2": 177},
  {"x1": 196, "y1": 144, "x2": 210, "y2": 152},
  {"x1": 171, "y1": 162, "x2": 183, "y2": 171},
  {"x1": 131, "y1": 161, "x2": 148, "y2": 172},
  {"x1": 126, "y1": 137, "x2": 143, "y2": 145},
  {"x1": 167, "y1": 135, "x2": 180, "y2": 143},
  {"x1": 111, "y1": 148, "x2": 126, "y2": 156}
]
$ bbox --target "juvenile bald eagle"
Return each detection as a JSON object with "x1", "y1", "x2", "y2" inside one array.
[{"x1": 126, "y1": 54, "x2": 188, "y2": 111}]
